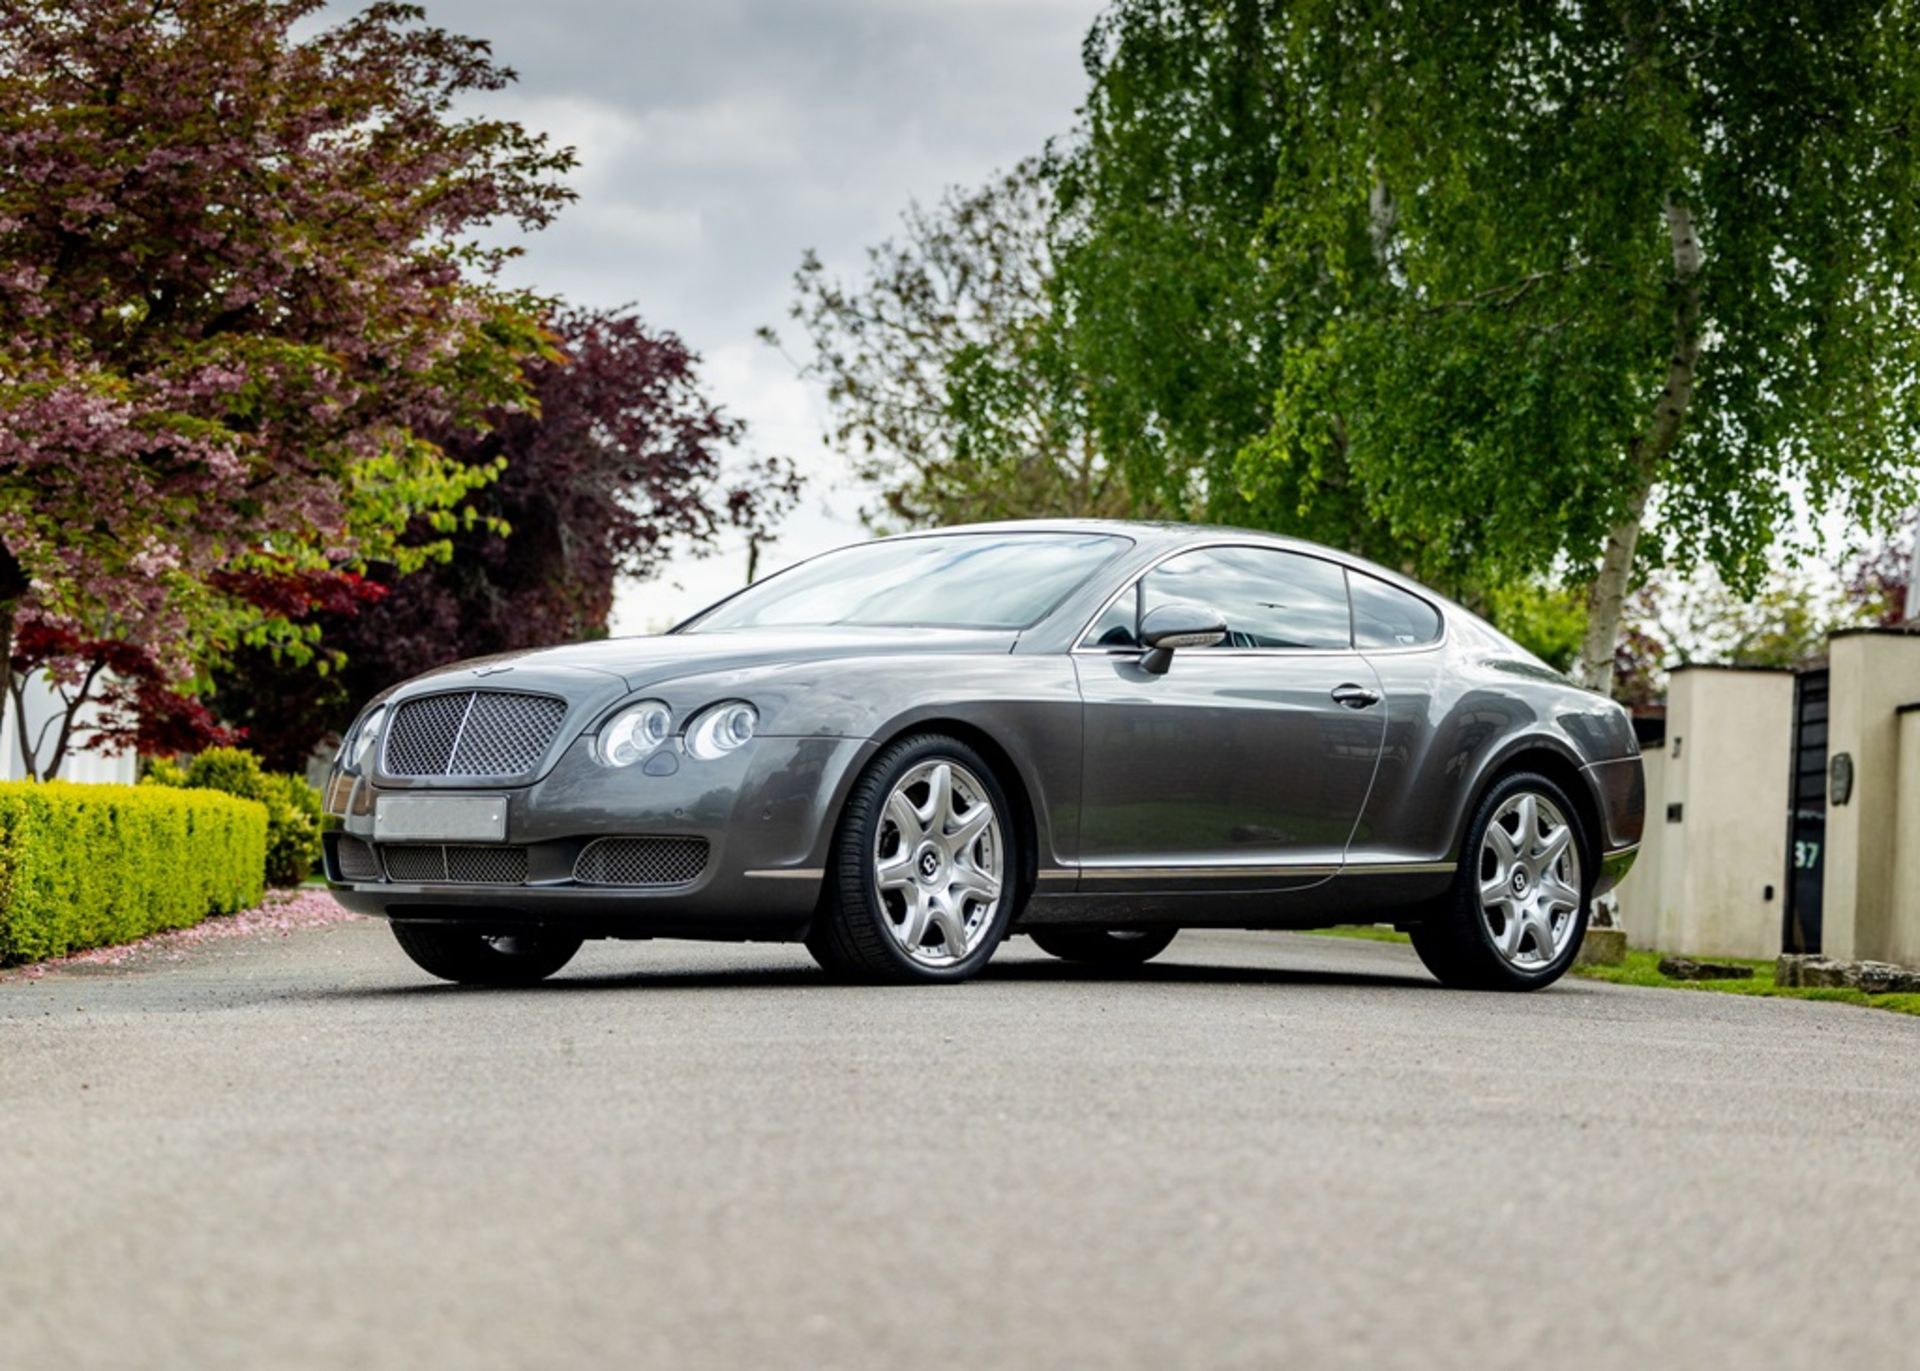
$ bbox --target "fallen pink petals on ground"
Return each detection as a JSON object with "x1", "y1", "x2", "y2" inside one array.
[{"x1": 3, "y1": 889, "x2": 360, "y2": 981}]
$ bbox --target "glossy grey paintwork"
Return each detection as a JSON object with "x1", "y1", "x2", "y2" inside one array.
[
  {"x1": 1073, "y1": 649, "x2": 1385, "y2": 890},
  {"x1": 326, "y1": 519, "x2": 1646, "y2": 937}
]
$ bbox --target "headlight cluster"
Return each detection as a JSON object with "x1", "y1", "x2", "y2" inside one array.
[
  {"x1": 596, "y1": 700, "x2": 757, "y2": 768},
  {"x1": 344, "y1": 704, "x2": 387, "y2": 774}
]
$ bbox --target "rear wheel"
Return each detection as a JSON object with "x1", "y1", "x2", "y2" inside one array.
[
  {"x1": 1030, "y1": 927, "x2": 1177, "y2": 966},
  {"x1": 807, "y1": 733, "x2": 1017, "y2": 984},
  {"x1": 1410, "y1": 771, "x2": 1591, "y2": 991},
  {"x1": 390, "y1": 922, "x2": 582, "y2": 987}
]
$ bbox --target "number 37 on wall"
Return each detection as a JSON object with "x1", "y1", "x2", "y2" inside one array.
[{"x1": 1794, "y1": 841, "x2": 1822, "y2": 870}]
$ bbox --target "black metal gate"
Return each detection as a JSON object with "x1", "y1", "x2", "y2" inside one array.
[{"x1": 1783, "y1": 668, "x2": 1829, "y2": 953}]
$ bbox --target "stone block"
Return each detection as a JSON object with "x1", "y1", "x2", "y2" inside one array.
[
  {"x1": 1657, "y1": 956, "x2": 1754, "y2": 981},
  {"x1": 1794, "y1": 957, "x2": 1855, "y2": 989},
  {"x1": 1851, "y1": 961, "x2": 1920, "y2": 994},
  {"x1": 1576, "y1": 926, "x2": 1628, "y2": 967}
]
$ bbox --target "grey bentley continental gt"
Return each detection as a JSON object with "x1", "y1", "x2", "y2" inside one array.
[{"x1": 324, "y1": 521, "x2": 1644, "y2": 990}]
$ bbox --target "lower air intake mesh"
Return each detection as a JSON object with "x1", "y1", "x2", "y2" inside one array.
[
  {"x1": 573, "y1": 837, "x2": 709, "y2": 887},
  {"x1": 335, "y1": 836, "x2": 381, "y2": 882},
  {"x1": 382, "y1": 844, "x2": 529, "y2": 885}
]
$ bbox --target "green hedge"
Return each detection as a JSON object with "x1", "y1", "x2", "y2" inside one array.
[
  {"x1": 145, "y1": 748, "x2": 321, "y2": 886},
  {"x1": 0, "y1": 781, "x2": 268, "y2": 965}
]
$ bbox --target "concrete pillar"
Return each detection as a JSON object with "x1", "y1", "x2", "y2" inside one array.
[
  {"x1": 1822, "y1": 628, "x2": 1920, "y2": 963},
  {"x1": 1645, "y1": 667, "x2": 1794, "y2": 959},
  {"x1": 1890, "y1": 709, "x2": 1920, "y2": 967}
]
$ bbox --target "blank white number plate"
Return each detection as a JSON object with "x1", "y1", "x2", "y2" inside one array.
[{"x1": 372, "y1": 795, "x2": 509, "y2": 843}]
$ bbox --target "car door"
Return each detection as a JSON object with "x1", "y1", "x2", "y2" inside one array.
[{"x1": 1071, "y1": 545, "x2": 1387, "y2": 892}]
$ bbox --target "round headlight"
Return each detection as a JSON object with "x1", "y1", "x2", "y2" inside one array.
[
  {"x1": 685, "y1": 702, "x2": 757, "y2": 761},
  {"x1": 349, "y1": 705, "x2": 387, "y2": 771},
  {"x1": 598, "y1": 700, "x2": 672, "y2": 767}
]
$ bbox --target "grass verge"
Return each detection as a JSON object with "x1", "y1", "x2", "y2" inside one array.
[{"x1": 1311, "y1": 926, "x2": 1920, "y2": 1019}]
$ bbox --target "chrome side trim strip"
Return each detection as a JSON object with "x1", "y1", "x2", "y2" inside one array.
[
  {"x1": 742, "y1": 868, "x2": 825, "y2": 881},
  {"x1": 1079, "y1": 863, "x2": 1342, "y2": 880},
  {"x1": 1344, "y1": 859, "x2": 1458, "y2": 876},
  {"x1": 1053, "y1": 858, "x2": 1457, "y2": 881}
]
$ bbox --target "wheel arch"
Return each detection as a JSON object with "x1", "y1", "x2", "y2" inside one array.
[
  {"x1": 865, "y1": 716, "x2": 1042, "y2": 907},
  {"x1": 1462, "y1": 740, "x2": 1606, "y2": 888}
]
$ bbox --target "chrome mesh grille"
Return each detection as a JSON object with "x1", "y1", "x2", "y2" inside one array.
[
  {"x1": 574, "y1": 837, "x2": 709, "y2": 887},
  {"x1": 383, "y1": 693, "x2": 470, "y2": 776},
  {"x1": 450, "y1": 693, "x2": 568, "y2": 775},
  {"x1": 382, "y1": 844, "x2": 530, "y2": 885},
  {"x1": 383, "y1": 691, "x2": 566, "y2": 778},
  {"x1": 335, "y1": 836, "x2": 380, "y2": 882}
]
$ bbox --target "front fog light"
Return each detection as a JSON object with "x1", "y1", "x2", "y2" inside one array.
[
  {"x1": 598, "y1": 699, "x2": 672, "y2": 767},
  {"x1": 685, "y1": 702, "x2": 757, "y2": 760}
]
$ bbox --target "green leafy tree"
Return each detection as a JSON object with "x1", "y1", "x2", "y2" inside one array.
[
  {"x1": 1054, "y1": 2, "x2": 1392, "y2": 550},
  {"x1": 770, "y1": 160, "x2": 1140, "y2": 529},
  {"x1": 1481, "y1": 580, "x2": 1588, "y2": 674},
  {"x1": 1061, "y1": 1, "x2": 1920, "y2": 690},
  {"x1": 1248, "y1": 0, "x2": 1920, "y2": 688}
]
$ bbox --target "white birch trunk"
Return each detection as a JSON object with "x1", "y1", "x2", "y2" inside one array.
[{"x1": 1575, "y1": 196, "x2": 1705, "y2": 693}]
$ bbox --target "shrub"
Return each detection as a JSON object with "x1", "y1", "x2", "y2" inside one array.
[
  {"x1": 0, "y1": 781, "x2": 267, "y2": 965},
  {"x1": 146, "y1": 746, "x2": 322, "y2": 886}
]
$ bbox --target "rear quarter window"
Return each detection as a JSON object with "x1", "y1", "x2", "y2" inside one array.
[{"x1": 1349, "y1": 572, "x2": 1444, "y2": 649}]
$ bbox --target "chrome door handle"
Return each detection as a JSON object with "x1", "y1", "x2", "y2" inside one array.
[{"x1": 1331, "y1": 684, "x2": 1380, "y2": 710}]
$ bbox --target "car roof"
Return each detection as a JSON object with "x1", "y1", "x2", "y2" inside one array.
[
  {"x1": 881, "y1": 519, "x2": 1547, "y2": 663},
  {"x1": 882, "y1": 517, "x2": 1415, "y2": 589}
]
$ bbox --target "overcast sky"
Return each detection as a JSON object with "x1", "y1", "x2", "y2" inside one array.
[{"x1": 408, "y1": 0, "x2": 1105, "y2": 631}]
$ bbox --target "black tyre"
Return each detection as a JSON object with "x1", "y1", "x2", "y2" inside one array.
[
  {"x1": 807, "y1": 733, "x2": 1018, "y2": 984},
  {"x1": 1030, "y1": 927, "x2": 1178, "y2": 966},
  {"x1": 1410, "y1": 771, "x2": 1593, "y2": 991},
  {"x1": 390, "y1": 922, "x2": 582, "y2": 987}
]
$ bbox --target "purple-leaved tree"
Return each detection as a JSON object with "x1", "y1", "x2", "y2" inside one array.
[
  {"x1": 0, "y1": 0, "x2": 575, "y2": 706},
  {"x1": 213, "y1": 306, "x2": 801, "y2": 770}
]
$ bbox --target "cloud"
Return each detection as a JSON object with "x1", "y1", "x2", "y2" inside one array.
[{"x1": 370, "y1": 0, "x2": 1104, "y2": 624}]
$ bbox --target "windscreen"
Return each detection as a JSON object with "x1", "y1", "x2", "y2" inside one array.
[{"x1": 683, "y1": 532, "x2": 1131, "y2": 633}]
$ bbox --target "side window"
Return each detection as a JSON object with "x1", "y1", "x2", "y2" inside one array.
[
  {"x1": 1083, "y1": 583, "x2": 1142, "y2": 648},
  {"x1": 1136, "y1": 546, "x2": 1353, "y2": 650},
  {"x1": 1349, "y1": 571, "x2": 1443, "y2": 648}
]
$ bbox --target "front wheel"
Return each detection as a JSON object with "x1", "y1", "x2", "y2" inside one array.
[
  {"x1": 1030, "y1": 927, "x2": 1177, "y2": 966},
  {"x1": 1410, "y1": 772, "x2": 1591, "y2": 991},
  {"x1": 807, "y1": 733, "x2": 1017, "y2": 984},
  {"x1": 390, "y1": 922, "x2": 582, "y2": 987}
]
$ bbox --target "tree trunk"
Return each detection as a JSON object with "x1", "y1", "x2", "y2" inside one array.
[
  {"x1": 1575, "y1": 195, "x2": 1704, "y2": 694},
  {"x1": 0, "y1": 539, "x2": 27, "y2": 745}
]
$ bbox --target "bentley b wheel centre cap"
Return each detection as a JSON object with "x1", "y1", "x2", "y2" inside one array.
[
  {"x1": 873, "y1": 760, "x2": 1005, "y2": 968},
  {"x1": 1478, "y1": 791, "x2": 1582, "y2": 970}
]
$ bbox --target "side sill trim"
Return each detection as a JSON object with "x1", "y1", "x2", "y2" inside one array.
[
  {"x1": 1345, "y1": 859, "x2": 1458, "y2": 876},
  {"x1": 743, "y1": 868, "x2": 825, "y2": 881},
  {"x1": 1060, "y1": 859, "x2": 1456, "y2": 882}
]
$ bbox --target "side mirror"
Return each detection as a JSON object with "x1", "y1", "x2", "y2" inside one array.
[{"x1": 1138, "y1": 602, "x2": 1227, "y2": 675}]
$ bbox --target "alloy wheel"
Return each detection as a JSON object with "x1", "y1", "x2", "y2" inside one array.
[
  {"x1": 872, "y1": 759, "x2": 1005, "y2": 968},
  {"x1": 1477, "y1": 791, "x2": 1582, "y2": 969}
]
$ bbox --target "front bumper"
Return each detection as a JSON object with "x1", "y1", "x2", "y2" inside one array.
[{"x1": 325, "y1": 734, "x2": 871, "y2": 936}]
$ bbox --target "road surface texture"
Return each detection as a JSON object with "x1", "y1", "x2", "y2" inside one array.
[{"x1": 5, "y1": 915, "x2": 1919, "y2": 1371}]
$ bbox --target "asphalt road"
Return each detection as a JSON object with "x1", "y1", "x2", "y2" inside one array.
[{"x1": 5, "y1": 916, "x2": 1919, "y2": 1371}]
